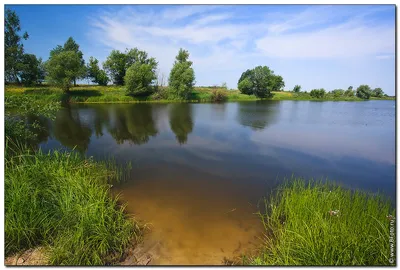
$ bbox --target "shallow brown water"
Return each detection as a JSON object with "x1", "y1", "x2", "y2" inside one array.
[{"x1": 115, "y1": 165, "x2": 264, "y2": 265}]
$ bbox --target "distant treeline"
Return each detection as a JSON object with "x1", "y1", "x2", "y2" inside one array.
[{"x1": 5, "y1": 8, "x2": 389, "y2": 100}]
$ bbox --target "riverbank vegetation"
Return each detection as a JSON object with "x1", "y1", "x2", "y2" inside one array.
[{"x1": 250, "y1": 179, "x2": 395, "y2": 266}]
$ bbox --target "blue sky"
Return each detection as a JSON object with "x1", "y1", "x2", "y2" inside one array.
[{"x1": 8, "y1": 4, "x2": 396, "y2": 95}]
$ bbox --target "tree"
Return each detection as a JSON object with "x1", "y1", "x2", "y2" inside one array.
[
  {"x1": 87, "y1": 57, "x2": 109, "y2": 86},
  {"x1": 372, "y1": 87, "x2": 384, "y2": 98},
  {"x1": 344, "y1": 88, "x2": 355, "y2": 97},
  {"x1": 103, "y1": 50, "x2": 127, "y2": 85},
  {"x1": 270, "y1": 75, "x2": 285, "y2": 91},
  {"x1": 348, "y1": 86, "x2": 353, "y2": 91},
  {"x1": 5, "y1": 8, "x2": 29, "y2": 83},
  {"x1": 293, "y1": 85, "x2": 301, "y2": 93},
  {"x1": 356, "y1": 85, "x2": 372, "y2": 99},
  {"x1": 48, "y1": 37, "x2": 86, "y2": 86},
  {"x1": 62, "y1": 37, "x2": 85, "y2": 86},
  {"x1": 168, "y1": 48, "x2": 195, "y2": 99},
  {"x1": 125, "y1": 62, "x2": 157, "y2": 96},
  {"x1": 310, "y1": 88, "x2": 326, "y2": 98},
  {"x1": 237, "y1": 66, "x2": 278, "y2": 98},
  {"x1": 331, "y1": 89, "x2": 345, "y2": 98},
  {"x1": 19, "y1": 54, "x2": 39, "y2": 86},
  {"x1": 45, "y1": 51, "x2": 83, "y2": 92}
]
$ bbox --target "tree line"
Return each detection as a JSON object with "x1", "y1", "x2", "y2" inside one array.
[{"x1": 5, "y1": 8, "x2": 388, "y2": 100}]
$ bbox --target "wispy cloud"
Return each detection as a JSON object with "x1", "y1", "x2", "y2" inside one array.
[{"x1": 87, "y1": 5, "x2": 395, "y2": 90}]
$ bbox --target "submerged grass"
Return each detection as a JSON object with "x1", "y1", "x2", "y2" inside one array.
[
  {"x1": 5, "y1": 139, "x2": 142, "y2": 265},
  {"x1": 250, "y1": 179, "x2": 395, "y2": 266}
]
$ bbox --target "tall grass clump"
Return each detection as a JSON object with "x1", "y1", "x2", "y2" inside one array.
[
  {"x1": 5, "y1": 140, "x2": 141, "y2": 265},
  {"x1": 251, "y1": 179, "x2": 394, "y2": 266}
]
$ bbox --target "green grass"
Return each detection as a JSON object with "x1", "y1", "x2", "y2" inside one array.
[
  {"x1": 5, "y1": 85, "x2": 394, "y2": 103},
  {"x1": 250, "y1": 179, "x2": 394, "y2": 266},
  {"x1": 5, "y1": 139, "x2": 142, "y2": 265}
]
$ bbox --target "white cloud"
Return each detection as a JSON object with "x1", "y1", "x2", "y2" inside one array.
[{"x1": 87, "y1": 5, "x2": 395, "y2": 89}]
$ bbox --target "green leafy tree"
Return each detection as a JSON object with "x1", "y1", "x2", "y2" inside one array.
[
  {"x1": 356, "y1": 85, "x2": 372, "y2": 99},
  {"x1": 372, "y1": 87, "x2": 384, "y2": 98},
  {"x1": 331, "y1": 89, "x2": 345, "y2": 98},
  {"x1": 168, "y1": 48, "x2": 195, "y2": 99},
  {"x1": 19, "y1": 54, "x2": 39, "y2": 86},
  {"x1": 49, "y1": 37, "x2": 86, "y2": 86},
  {"x1": 87, "y1": 57, "x2": 109, "y2": 86},
  {"x1": 344, "y1": 88, "x2": 355, "y2": 97},
  {"x1": 5, "y1": 8, "x2": 29, "y2": 83},
  {"x1": 348, "y1": 86, "x2": 353, "y2": 91},
  {"x1": 238, "y1": 66, "x2": 277, "y2": 98},
  {"x1": 45, "y1": 51, "x2": 83, "y2": 92},
  {"x1": 103, "y1": 50, "x2": 127, "y2": 85},
  {"x1": 125, "y1": 61, "x2": 157, "y2": 96},
  {"x1": 310, "y1": 88, "x2": 326, "y2": 98},
  {"x1": 293, "y1": 85, "x2": 301, "y2": 93},
  {"x1": 270, "y1": 75, "x2": 285, "y2": 91}
]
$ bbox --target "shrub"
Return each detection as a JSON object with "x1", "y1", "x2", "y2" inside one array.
[
  {"x1": 293, "y1": 85, "x2": 301, "y2": 93},
  {"x1": 310, "y1": 88, "x2": 326, "y2": 98},
  {"x1": 124, "y1": 62, "x2": 157, "y2": 96},
  {"x1": 356, "y1": 85, "x2": 372, "y2": 99},
  {"x1": 210, "y1": 89, "x2": 228, "y2": 102}
]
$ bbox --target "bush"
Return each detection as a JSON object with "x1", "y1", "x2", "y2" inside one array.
[
  {"x1": 293, "y1": 85, "x2": 301, "y2": 93},
  {"x1": 331, "y1": 89, "x2": 345, "y2": 98},
  {"x1": 310, "y1": 88, "x2": 326, "y2": 98},
  {"x1": 356, "y1": 85, "x2": 372, "y2": 99},
  {"x1": 125, "y1": 62, "x2": 157, "y2": 96},
  {"x1": 210, "y1": 89, "x2": 228, "y2": 102}
]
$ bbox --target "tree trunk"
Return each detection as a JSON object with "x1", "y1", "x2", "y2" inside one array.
[{"x1": 74, "y1": 78, "x2": 76, "y2": 87}]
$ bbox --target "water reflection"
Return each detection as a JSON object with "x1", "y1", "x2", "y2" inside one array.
[
  {"x1": 53, "y1": 106, "x2": 92, "y2": 152},
  {"x1": 108, "y1": 104, "x2": 158, "y2": 145},
  {"x1": 236, "y1": 101, "x2": 280, "y2": 130},
  {"x1": 169, "y1": 104, "x2": 193, "y2": 145}
]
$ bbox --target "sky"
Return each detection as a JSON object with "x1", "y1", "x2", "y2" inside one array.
[{"x1": 7, "y1": 4, "x2": 396, "y2": 95}]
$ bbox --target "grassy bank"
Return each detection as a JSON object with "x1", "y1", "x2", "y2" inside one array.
[
  {"x1": 6, "y1": 85, "x2": 394, "y2": 104},
  {"x1": 250, "y1": 179, "x2": 395, "y2": 266},
  {"x1": 5, "y1": 139, "x2": 142, "y2": 265}
]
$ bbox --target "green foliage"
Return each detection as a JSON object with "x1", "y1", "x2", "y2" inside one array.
[
  {"x1": 331, "y1": 89, "x2": 345, "y2": 98},
  {"x1": 49, "y1": 37, "x2": 86, "y2": 86},
  {"x1": 19, "y1": 54, "x2": 40, "y2": 86},
  {"x1": 87, "y1": 57, "x2": 109, "y2": 86},
  {"x1": 344, "y1": 88, "x2": 355, "y2": 97},
  {"x1": 124, "y1": 52, "x2": 158, "y2": 96},
  {"x1": 372, "y1": 87, "x2": 384, "y2": 98},
  {"x1": 293, "y1": 85, "x2": 301, "y2": 93},
  {"x1": 210, "y1": 88, "x2": 228, "y2": 102},
  {"x1": 103, "y1": 50, "x2": 127, "y2": 85},
  {"x1": 348, "y1": 86, "x2": 353, "y2": 91},
  {"x1": 356, "y1": 85, "x2": 372, "y2": 99},
  {"x1": 250, "y1": 179, "x2": 393, "y2": 265},
  {"x1": 168, "y1": 48, "x2": 195, "y2": 100},
  {"x1": 45, "y1": 51, "x2": 83, "y2": 92},
  {"x1": 310, "y1": 88, "x2": 326, "y2": 98},
  {"x1": 238, "y1": 66, "x2": 282, "y2": 98},
  {"x1": 270, "y1": 75, "x2": 285, "y2": 91},
  {"x1": 5, "y1": 143, "x2": 141, "y2": 265},
  {"x1": 5, "y1": 8, "x2": 29, "y2": 83}
]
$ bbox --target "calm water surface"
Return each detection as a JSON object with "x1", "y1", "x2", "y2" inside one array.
[{"x1": 35, "y1": 100, "x2": 395, "y2": 264}]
